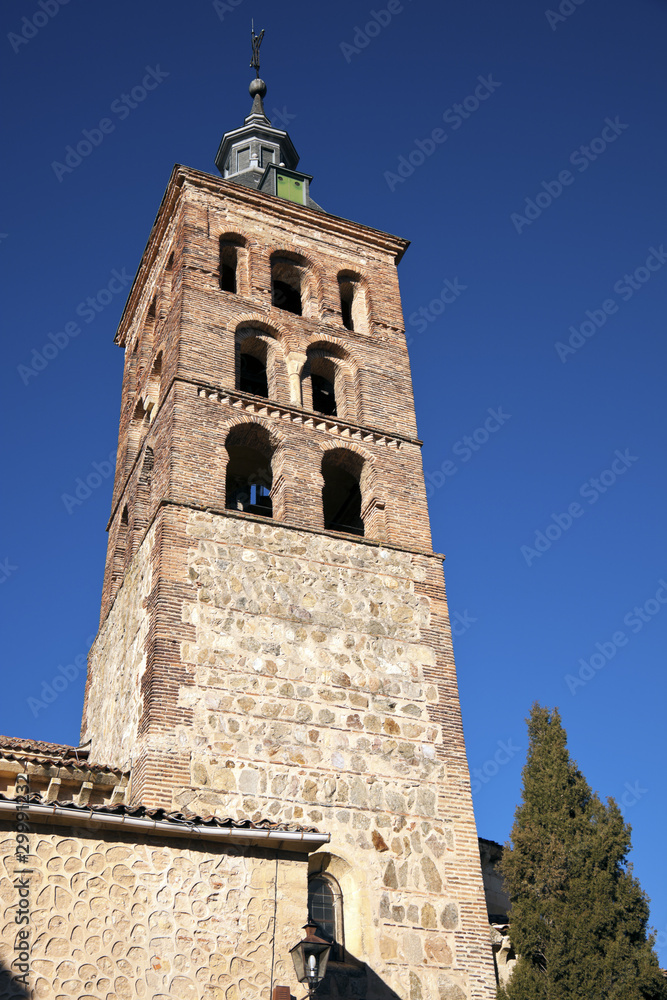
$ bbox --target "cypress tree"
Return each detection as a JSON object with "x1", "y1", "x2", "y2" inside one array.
[{"x1": 498, "y1": 704, "x2": 666, "y2": 1000}]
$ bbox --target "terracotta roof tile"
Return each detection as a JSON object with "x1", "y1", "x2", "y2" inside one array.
[
  {"x1": 0, "y1": 791, "x2": 320, "y2": 834},
  {"x1": 0, "y1": 736, "x2": 89, "y2": 757}
]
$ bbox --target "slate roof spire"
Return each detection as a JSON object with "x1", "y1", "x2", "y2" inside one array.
[{"x1": 214, "y1": 27, "x2": 299, "y2": 189}]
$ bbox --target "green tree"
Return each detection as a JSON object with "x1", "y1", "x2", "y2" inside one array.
[{"x1": 498, "y1": 704, "x2": 666, "y2": 1000}]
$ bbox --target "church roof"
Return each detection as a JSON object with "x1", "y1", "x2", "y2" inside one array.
[
  {"x1": 0, "y1": 735, "x2": 125, "y2": 775},
  {"x1": 0, "y1": 790, "x2": 328, "y2": 849},
  {"x1": 0, "y1": 735, "x2": 90, "y2": 758},
  {"x1": 0, "y1": 790, "x2": 320, "y2": 834}
]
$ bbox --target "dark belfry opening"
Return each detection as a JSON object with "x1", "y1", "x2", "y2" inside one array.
[
  {"x1": 271, "y1": 257, "x2": 303, "y2": 315},
  {"x1": 239, "y1": 353, "x2": 268, "y2": 397},
  {"x1": 339, "y1": 281, "x2": 354, "y2": 331},
  {"x1": 322, "y1": 449, "x2": 364, "y2": 536},
  {"x1": 225, "y1": 424, "x2": 273, "y2": 518},
  {"x1": 311, "y1": 373, "x2": 337, "y2": 416},
  {"x1": 219, "y1": 240, "x2": 239, "y2": 293},
  {"x1": 272, "y1": 279, "x2": 301, "y2": 315}
]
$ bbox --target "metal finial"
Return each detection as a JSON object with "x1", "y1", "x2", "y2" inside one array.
[{"x1": 250, "y1": 22, "x2": 264, "y2": 79}]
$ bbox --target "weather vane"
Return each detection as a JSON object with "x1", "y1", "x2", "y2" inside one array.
[{"x1": 250, "y1": 21, "x2": 264, "y2": 79}]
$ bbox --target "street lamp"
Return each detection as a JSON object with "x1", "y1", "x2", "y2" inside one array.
[{"x1": 289, "y1": 922, "x2": 332, "y2": 994}]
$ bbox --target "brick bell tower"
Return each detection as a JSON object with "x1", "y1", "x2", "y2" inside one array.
[{"x1": 81, "y1": 43, "x2": 496, "y2": 1000}]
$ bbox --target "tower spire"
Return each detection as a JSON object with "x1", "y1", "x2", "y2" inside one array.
[
  {"x1": 247, "y1": 22, "x2": 269, "y2": 122},
  {"x1": 213, "y1": 31, "x2": 320, "y2": 209}
]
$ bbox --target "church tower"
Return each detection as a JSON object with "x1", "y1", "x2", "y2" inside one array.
[{"x1": 81, "y1": 49, "x2": 496, "y2": 1000}]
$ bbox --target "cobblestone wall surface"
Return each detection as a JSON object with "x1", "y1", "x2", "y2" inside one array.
[{"x1": 0, "y1": 823, "x2": 304, "y2": 1000}]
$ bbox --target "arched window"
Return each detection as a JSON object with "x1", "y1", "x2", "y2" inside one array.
[
  {"x1": 111, "y1": 505, "x2": 129, "y2": 596},
  {"x1": 128, "y1": 398, "x2": 149, "y2": 464},
  {"x1": 239, "y1": 352, "x2": 268, "y2": 397},
  {"x1": 338, "y1": 272, "x2": 368, "y2": 334},
  {"x1": 271, "y1": 256, "x2": 305, "y2": 315},
  {"x1": 302, "y1": 343, "x2": 356, "y2": 421},
  {"x1": 145, "y1": 351, "x2": 162, "y2": 417},
  {"x1": 308, "y1": 874, "x2": 344, "y2": 961},
  {"x1": 133, "y1": 448, "x2": 154, "y2": 553},
  {"x1": 144, "y1": 297, "x2": 156, "y2": 348},
  {"x1": 225, "y1": 424, "x2": 274, "y2": 517},
  {"x1": 307, "y1": 356, "x2": 338, "y2": 417},
  {"x1": 311, "y1": 371, "x2": 336, "y2": 416},
  {"x1": 322, "y1": 449, "x2": 364, "y2": 536},
  {"x1": 236, "y1": 330, "x2": 273, "y2": 399},
  {"x1": 339, "y1": 279, "x2": 354, "y2": 331},
  {"x1": 220, "y1": 236, "x2": 245, "y2": 294},
  {"x1": 159, "y1": 253, "x2": 174, "y2": 320}
]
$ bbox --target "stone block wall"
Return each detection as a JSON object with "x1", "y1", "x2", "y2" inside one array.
[
  {"x1": 0, "y1": 821, "x2": 305, "y2": 1000},
  {"x1": 83, "y1": 508, "x2": 495, "y2": 999}
]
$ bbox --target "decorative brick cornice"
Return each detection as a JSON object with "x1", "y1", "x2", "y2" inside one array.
[{"x1": 195, "y1": 382, "x2": 422, "y2": 450}]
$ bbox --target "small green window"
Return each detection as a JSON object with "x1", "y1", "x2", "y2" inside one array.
[{"x1": 277, "y1": 173, "x2": 304, "y2": 205}]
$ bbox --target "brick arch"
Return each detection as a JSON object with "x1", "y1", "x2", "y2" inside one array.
[
  {"x1": 221, "y1": 415, "x2": 289, "y2": 521},
  {"x1": 219, "y1": 230, "x2": 248, "y2": 244},
  {"x1": 317, "y1": 442, "x2": 386, "y2": 540},
  {"x1": 234, "y1": 320, "x2": 290, "y2": 404},
  {"x1": 301, "y1": 338, "x2": 360, "y2": 422},
  {"x1": 219, "y1": 231, "x2": 250, "y2": 296},
  {"x1": 234, "y1": 315, "x2": 290, "y2": 344},
  {"x1": 143, "y1": 344, "x2": 164, "y2": 418},
  {"x1": 304, "y1": 333, "x2": 360, "y2": 363},
  {"x1": 268, "y1": 247, "x2": 324, "y2": 321},
  {"x1": 337, "y1": 268, "x2": 373, "y2": 334},
  {"x1": 222, "y1": 412, "x2": 287, "y2": 451}
]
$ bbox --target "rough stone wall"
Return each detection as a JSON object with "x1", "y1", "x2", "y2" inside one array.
[
  {"x1": 121, "y1": 509, "x2": 495, "y2": 1000},
  {"x1": 0, "y1": 821, "x2": 305, "y2": 1000},
  {"x1": 81, "y1": 523, "x2": 155, "y2": 768}
]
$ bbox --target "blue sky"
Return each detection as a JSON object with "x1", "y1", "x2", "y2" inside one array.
[{"x1": 1, "y1": 0, "x2": 666, "y2": 961}]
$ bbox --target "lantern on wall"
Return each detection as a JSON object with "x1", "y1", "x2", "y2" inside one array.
[{"x1": 289, "y1": 923, "x2": 332, "y2": 993}]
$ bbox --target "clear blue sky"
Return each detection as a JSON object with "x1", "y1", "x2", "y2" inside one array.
[{"x1": 1, "y1": 0, "x2": 666, "y2": 961}]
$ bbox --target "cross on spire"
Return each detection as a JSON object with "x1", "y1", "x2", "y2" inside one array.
[{"x1": 250, "y1": 22, "x2": 264, "y2": 79}]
